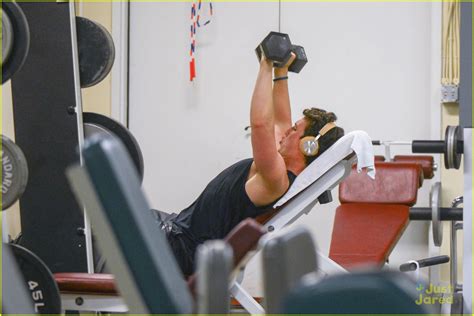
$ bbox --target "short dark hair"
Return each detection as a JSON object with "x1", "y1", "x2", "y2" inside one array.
[{"x1": 302, "y1": 108, "x2": 345, "y2": 166}]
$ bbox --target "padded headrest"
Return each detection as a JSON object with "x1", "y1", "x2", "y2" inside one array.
[
  {"x1": 393, "y1": 155, "x2": 434, "y2": 179},
  {"x1": 339, "y1": 162, "x2": 421, "y2": 206}
]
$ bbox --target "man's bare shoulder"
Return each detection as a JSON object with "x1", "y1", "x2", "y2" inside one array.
[{"x1": 245, "y1": 161, "x2": 289, "y2": 207}]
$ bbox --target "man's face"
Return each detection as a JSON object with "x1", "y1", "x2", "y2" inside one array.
[{"x1": 279, "y1": 118, "x2": 308, "y2": 156}]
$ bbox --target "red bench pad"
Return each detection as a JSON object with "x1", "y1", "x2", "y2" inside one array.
[
  {"x1": 329, "y1": 203, "x2": 409, "y2": 270},
  {"x1": 374, "y1": 155, "x2": 386, "y2": 162},
  {"x1": 339, "y1": 162, "x2": 421, "y2": 206},
  {"x1": 55, "y1": 273, "x2": 118, "y2": 295},
  {"x1": 393, "y1": 155, "x2": 435, "y2": 180}
]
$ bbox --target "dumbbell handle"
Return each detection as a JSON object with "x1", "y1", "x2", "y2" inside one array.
[
  {"x1": 409, "y1": 207, "x2": 463, "y2": 221},
  {"x1": 400, "y1": 255, "x2": 450, "y2": 272}
]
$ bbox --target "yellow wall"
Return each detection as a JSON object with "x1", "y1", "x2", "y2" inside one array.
[{"x1": 2, "y1": 81, "x2": 22, "y2": 239}]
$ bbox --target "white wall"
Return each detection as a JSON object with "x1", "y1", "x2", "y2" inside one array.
[
  {"x1": 129, "y1": 2, "x2": 438, "y2": 295},
  {"x1": 129, "y1": 3, "x2": 279, "y2": 214}
]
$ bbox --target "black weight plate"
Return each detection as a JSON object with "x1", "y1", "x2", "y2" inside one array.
[
  {"x1": 1, "y1": 1, "x2": 29, "y2": 84},
  {"x1": 83, "y1": 112, "x2": 144, "y2": 183},
  {"x1": 2, "y1": 245, "x2": 36, "y2": 314},
  {"x1": 453, "y1": 125, "x2": 463, "y2": 169},
  {"x1": 2, "y1": 134, "x2": 29, "y2": 210},
  {"x1": 76, "y1": 16, "x2": 115, "y2": 88},
  {"x1": 9, "y1": 243, "x2": 62, "y2": 314},
  {"x1": 2, "y1": 8, "x2": 14, "y2": 65},
  {"x1": 444, "y1": 125, "x2": 463, "y2": 169}
]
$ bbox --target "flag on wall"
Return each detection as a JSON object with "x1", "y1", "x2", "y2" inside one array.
[{"x1": 190, "y1": 0, "x2": 213, "y2": 81}]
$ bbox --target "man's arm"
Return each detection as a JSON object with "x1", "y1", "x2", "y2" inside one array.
[
  {"x1": 249, "y1": 58, "x2": 287, "y2": 188},
  {"x1": 272, "y1": 53, "x2": 296, "y2": 141}
]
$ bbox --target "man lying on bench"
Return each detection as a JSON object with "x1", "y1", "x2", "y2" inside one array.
[{"x1": 110, "y1": 53, "x2": 344, "y2": 276}]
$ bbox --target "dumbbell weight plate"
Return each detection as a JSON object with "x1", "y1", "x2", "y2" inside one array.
[
  {"x1": 256, "y1": 31, "x2": 293, "y2": 67},
  {"x1": 1, "y1": 1, "x2": 30, "y2": 84},
  {"x1": 288, "y1": 45, "x2": 308, "y2": 73},
  {"x1": 9, "y1": 243, "x2": 62, "y2": 314},
  {"x1": 431, "y1": 182, "x2": 442, "y2": 247},
  {"x1": 83, "y1": 112, "x2": 144, "y2": 183},
  {"x1": 2, "y1": 8, "x2": 14, "y2": 66},
  {"x1": 76, "y1": 16, "x2": 115, "y2": 88},
  {"x1": 2, "y1": 135, "x2": 29, "y2": 211}
]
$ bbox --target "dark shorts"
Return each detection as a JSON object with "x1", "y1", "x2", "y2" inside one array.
[
  {"x1": 94, "y1": 209, "x2": 197, "y2": 277},
  {"x1": 152, "y1": 209, "x2": 197, "y2": 277}
]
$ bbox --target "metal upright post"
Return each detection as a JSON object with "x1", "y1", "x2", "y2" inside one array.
[{"x1": 459, "y1": 1, "x2": 472, "y2": 314}]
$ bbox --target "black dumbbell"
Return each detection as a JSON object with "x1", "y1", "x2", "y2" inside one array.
[
  {"x1": 255, "y1": 31, "x2": 293, "y2": 68},
  {"x1": 289, "y1": 45, "x2": 308, "y2": 73},
  {"x1": 256, "y1": 32, "x2": 308, "y2": 73}
]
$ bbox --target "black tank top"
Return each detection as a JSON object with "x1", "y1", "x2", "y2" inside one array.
[{"x1": 174, "y1": 158, "x2": 297, "y2": 243}]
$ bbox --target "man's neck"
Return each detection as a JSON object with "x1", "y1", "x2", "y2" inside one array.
[{"x1": 284, "y1": 156, "x2": 306, "y2": 176}]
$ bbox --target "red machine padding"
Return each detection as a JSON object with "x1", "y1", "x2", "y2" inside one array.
[
  {"x1": 393, "y1": 155, "x2": 435, "y2": 180},
  {"x1": 54, "y1": 273, "x2": 117, "y2": 295},
  {"x1": 374, "y1": 155, "x2": 386, "y2": 162},
  {"x1": 223, "y1": 218, "x2": 266, "y2": 265},
  {"x1": 329, "y1": 203, "x2": 409, "y2": 270},
  {"x1": 187, "y1": 218, "x2": 266, "y2": 294},
  {"x1": 54, "y1": 218, "x2": 265, "y2": 296},
  {"x1": 339, "y1": 162, "x2": 422, "y2": 206}
]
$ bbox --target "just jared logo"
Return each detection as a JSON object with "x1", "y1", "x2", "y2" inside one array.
[{"x1": 415, "y1": 283, "x2": 454, "y2": 305}]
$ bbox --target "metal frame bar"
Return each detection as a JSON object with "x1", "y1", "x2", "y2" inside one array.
[
  {"x1": 230, "y1": 158, "x2": 354, "y2": 314},
  {"x1": 111, "y1": 1, "x2": 130, "y2": 126},
  {"x1": 61, "y1": 294, "x2": 128, "y2": 313},
  {"x1": 69, "y1": 1, "x2": 95, "y2": 274},
  {"x1": 462, "y1": 129, "x2": 472, "y2": 315},
  {"x1": 459, "y1": 2, "x2": 472, "y2": 129}
]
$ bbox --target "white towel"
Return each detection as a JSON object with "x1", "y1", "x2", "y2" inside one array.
[{"x1": 350, "y1": 130, "x2": 376, "y2": 179}]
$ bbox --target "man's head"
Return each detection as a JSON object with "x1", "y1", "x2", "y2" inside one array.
[
  {"x1": 278, "y1": 108, "x2": 344, "y2": 167},
  {"x1": 300, "y1": 108, "x2": 344, "y2": 165}
]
